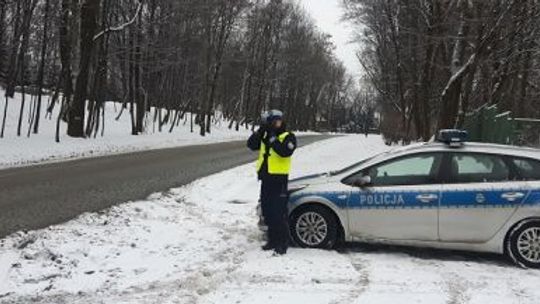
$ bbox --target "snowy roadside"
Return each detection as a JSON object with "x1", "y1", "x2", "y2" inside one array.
[
  {"x1": 1, "y1": 135, "x2": 540, "y2": 304},
  {"x1": 0, "y1": 90, "x2": 252, "y2": 169},
  {"x1": 0, "y1": 90, "x2": 305, "y2": 169}
]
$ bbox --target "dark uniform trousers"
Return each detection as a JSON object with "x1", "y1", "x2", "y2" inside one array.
[{"x1": 260, "y1": 176, "x2": 289, "y2": 248}]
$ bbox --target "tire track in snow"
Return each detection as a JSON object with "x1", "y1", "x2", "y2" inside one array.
[
  {"x1": 444, "y1": 273, "x2": 470, "y2": 304},
  {"x1": 329, "y1": 252, "x2": 371, "y2": 304},
  {"x1": 0, "y1": 252, "x2": 18, "y2": 299}
]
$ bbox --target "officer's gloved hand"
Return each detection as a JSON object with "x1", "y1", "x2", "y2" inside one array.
[
  {"x1": 267, "y1": 131, "x2": 277, "y2": 144},
  {"x1": 257, "y1": 124, "x2": 268, "y2": 137}
]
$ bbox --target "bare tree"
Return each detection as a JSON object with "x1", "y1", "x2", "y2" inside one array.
[
  {"x1": 0, "y1": 0, "x2": 358, "y2": 141},
  {"x1": 345, "y1": 0, "x2": 540, "y2": 142}
]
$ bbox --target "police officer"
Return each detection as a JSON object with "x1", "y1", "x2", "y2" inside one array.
[{"x1": 247, "y1": 110, "x2": 296, "y2": 255}]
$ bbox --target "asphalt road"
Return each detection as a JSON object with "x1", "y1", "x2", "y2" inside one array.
[{"x1": 0, "y1": 135, "x2": 333, "y2": 238}]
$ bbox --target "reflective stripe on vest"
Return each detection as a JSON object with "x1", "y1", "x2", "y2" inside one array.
[{"x1": 256, "y1": 131, "x2": 292, "y2": 175}]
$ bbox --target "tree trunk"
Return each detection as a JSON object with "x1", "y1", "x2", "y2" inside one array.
[
  {"x1": 135, "y1": 16, "x2": 144, "y2": 134},
  {"x1": 59, "y1": 0, "x2": 73, "y2": 120},
  {"x1": 4, "y1": 0, "x2": 22, "y2": 99},
  {"x1": 16, "y1": 0, "x2": 37, "y2": 136},
  {"x1": 33, "y1": 0, "x2": 51, "y2": 134},
  {"x1": 67, "y1": 0, "x2": 101, "y2": 138},
  {"x1": 0, "y1": 0, "x2": 7, "y2": 83}
]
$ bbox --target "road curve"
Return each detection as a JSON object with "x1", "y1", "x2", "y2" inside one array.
[{"x1": 0, "y1": 135, "x2": 333, "y2": 238}]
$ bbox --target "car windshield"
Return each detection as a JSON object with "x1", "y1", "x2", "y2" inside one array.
[{"x1": 329, "y1": 150, "x2": 392, "y2": 176}]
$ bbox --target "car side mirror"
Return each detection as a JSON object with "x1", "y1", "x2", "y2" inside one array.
[{"x1": 352, "y1": 175, "x2": 372, "y2": 187}]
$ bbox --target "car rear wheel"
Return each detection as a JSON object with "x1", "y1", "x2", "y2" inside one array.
[
  {"x1": 290, "y1": 205, "x2": 338, "y2": 249},
  {"x1": 507, "y1": 220, "x2": 540, "y2": 269}
]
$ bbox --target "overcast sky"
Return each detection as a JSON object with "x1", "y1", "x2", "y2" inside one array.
[{"x1": 298, "y1": 0, "x2": 363, "y2": 79}]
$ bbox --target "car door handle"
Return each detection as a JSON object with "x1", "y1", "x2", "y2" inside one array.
[
  {"x1": 501, "y1": 192, "x2": 525, "y2": 202},
  {"x1": 416, "y1": 194, "x2": 438, "y2": 203}
]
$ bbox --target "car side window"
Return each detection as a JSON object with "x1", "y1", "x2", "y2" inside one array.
[
  {"x1": 449, "y1": 153, "x2": 510, "y2": 183},
  {"x1": 364, "y1": 153, "x2": 442, "y2": 186},
  {"x1": 512, "y1": 158, "x2": 540, "y2": 181}
]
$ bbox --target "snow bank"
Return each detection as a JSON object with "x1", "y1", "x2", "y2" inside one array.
[
  {"x1": 1, "y1": 135, "x2": 539, "y2": 304},
  {"x1": 0, "y1": 90, "x2": 253, "y2": 169}
]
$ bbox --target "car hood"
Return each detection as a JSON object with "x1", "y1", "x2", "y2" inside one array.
[{"x1": 289, "y1": 172, "x2": 330, "y2": 186}]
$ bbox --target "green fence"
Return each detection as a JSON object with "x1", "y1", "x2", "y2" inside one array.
[{"x1": 463, "y1": 104, "x2": 540, "y2": 146}]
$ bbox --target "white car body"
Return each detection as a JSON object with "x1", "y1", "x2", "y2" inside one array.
[{"x1": 288, "y1": 141, "x2": 540, "y2": 255}]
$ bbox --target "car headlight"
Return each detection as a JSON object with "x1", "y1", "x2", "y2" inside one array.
[{"x1": 288, "y1": 184, "x2": 308, "y2": 195}]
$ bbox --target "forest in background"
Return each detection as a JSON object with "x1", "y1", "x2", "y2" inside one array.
[
  {"x1": 0, "y1": 0, "x2": 374, "y2": 142},
  {"x1": 345, "y1": 0, "x2": 540, "y2": 144}
]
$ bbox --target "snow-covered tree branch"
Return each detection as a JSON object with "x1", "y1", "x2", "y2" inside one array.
[{"x1": 93, "y1": 0, "x2": 143, "y2": 41}]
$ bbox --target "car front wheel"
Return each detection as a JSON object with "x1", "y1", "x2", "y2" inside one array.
[
  {"x1": 290, "y1": 205, "x2": 338, "y2": 249},
  {"x1": 507, "y1": 220, "x2": 540, "y2": 269}
]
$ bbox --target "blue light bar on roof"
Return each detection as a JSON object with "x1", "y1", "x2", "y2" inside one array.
[{"x1": 437, "y1": 129, "x2": 468, "y2": 147}]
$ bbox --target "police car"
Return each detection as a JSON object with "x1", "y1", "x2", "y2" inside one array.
[{"x1": 288, "y1": 130, "x2": 540, "y2": 268}]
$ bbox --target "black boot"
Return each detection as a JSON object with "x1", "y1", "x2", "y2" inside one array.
[
  {"x1": 261, "y1": 243, "x2": 275, "y2": 251},
  {"x1": 273, "y1": 246, "x2": 287, "y2": 255}
]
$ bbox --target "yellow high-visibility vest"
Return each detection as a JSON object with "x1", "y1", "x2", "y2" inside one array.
[{"x1": 256, "y1": 132, "x2": 292, "y2": 175}]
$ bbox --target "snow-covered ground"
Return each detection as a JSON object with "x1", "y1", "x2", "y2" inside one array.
[
  {"x1": 0, "y1": 90, "x2": 253, "y2": 169},
  {"x1": 1, "y1": 135, "x2": 540, "y2": 304}
]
